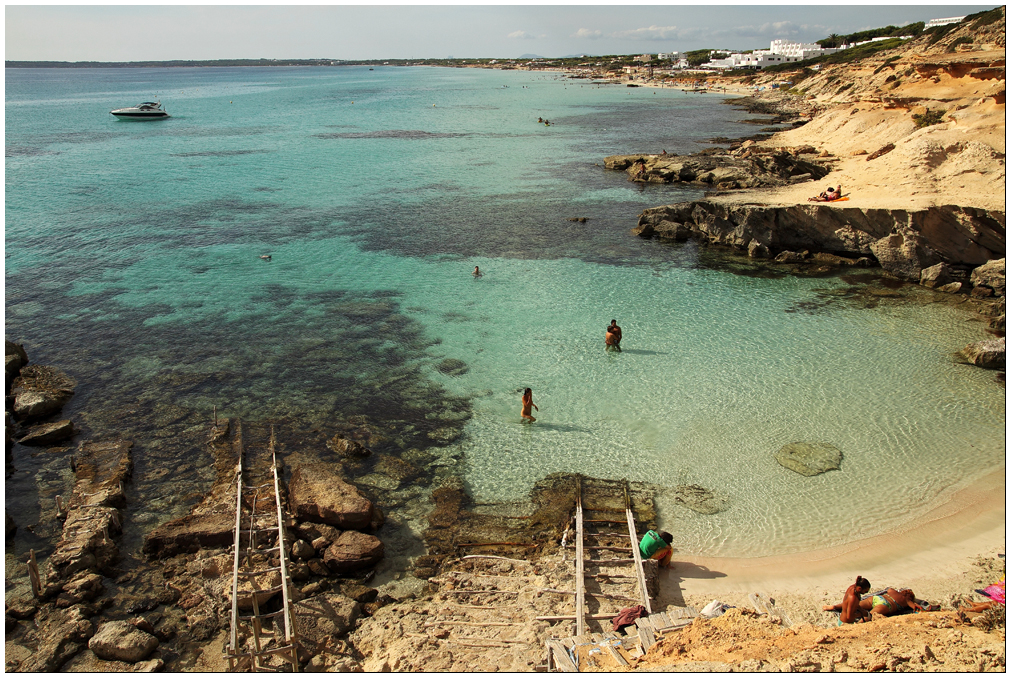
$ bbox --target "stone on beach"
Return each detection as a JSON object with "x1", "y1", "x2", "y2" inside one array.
[
  {"x1": 776, "y1": 442, "x2": 843, "y2": 476},
  {"x1": 288, "y1": 462, "x2": 377, "y2": 530},
  {"x1": 869, "y1": 229, "x2": 941, "y2": 281},
  {"x1": 88, "y1": 620, "x2": 159, "y2": 663},
  {"x1": 919, "y1": 262, "x2": 957, "y2": 288}
]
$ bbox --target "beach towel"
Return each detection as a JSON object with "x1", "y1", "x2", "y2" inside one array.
[{"x1": 978, "y1": 580, "x2": 1005, "y2": 605}]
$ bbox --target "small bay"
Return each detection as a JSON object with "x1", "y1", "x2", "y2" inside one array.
[{"x1": 5, "y1": 65, "x2": 1004, "y2": 559}]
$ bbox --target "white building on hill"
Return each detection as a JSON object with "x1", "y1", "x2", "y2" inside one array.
[{"x1": 925, "y1": 16, "x2": 965, "y2": 28}]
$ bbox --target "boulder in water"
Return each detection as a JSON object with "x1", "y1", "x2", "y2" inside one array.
[
  {"x1": 436, "y1": 358, "x2": 468, "y2": 376},
  {"x1": 776, "y1": 442, "x2": 843, "y2": 476},
  {"x1": 18, "y1": 419, "x2": 75, "y2": 446},
  {"x1": 970, "y1": 258, "x2": 1005, "y2": 296},
  {"x1": 288, "y1": 463, "x2": 376, "y2": 530},
  {"x1": 959, "y1": 337, "x2": 1005, "y2": 369},
  {"x1": 322, "y1": 530, "x2": 384, "y2": 573},
  {"x1": 672, "y1": 484, "x2": 730, "y2": 514}
]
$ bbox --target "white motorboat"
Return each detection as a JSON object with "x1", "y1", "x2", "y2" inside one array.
[{"x1": 111, "y1": 101, "x2": 169, "y2": 120}]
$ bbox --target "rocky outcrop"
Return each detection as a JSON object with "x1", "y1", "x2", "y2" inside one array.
[
  {"x1": 775, "y1": 442, "x2": 843, "y2": 477},
  {"x1": 959, "y1": 337, "x2": 1006, "y2": 369},
  {"x1": 292, "y1": 593, "x2": 362, "y2": 654},
  {"x1": 46, "y1": 439, "x2": 132, "y2": 583},
  {"x1": 18, "y1": 419, "x2": 75, "y2": 446},
  {"x1": 919, "y1": 262, "x2": 958, "y2": 288},
  {"x1": 635, "y1": 202, "x2": 1005, "y2": 281},
  {"x1": 605, "y1": 145, "x2": 830, "y2": 190},
  {"x1": 288, "y1": 463, "x2": 378, "y2": 530},
  {"x1": 9, "y1": 364, "x2": 76, "y2": 422},
  {"x1": 970, "y1": 258, "x2": 1006, "y2": 296},
  {"x1": 88, "y1": 620, "x2": 159, "y2": 663},
  {"x1": 323, "y1": 531, "x2": 385, "y2": 573}
]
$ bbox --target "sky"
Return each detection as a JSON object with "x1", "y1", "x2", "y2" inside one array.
[{"x1": 4, "y1": 4, "x2": 999, "y2": 62}]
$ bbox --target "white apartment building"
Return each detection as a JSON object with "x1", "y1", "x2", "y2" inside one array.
[
  {"x1": 925, "y1": 16, "x2": 965, "y2": 28},
  {"x1": 657, "y1": 51, "x2": 681, "y2": 60}
]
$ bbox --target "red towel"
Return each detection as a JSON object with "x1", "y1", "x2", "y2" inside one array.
[{"x1": 612, "y1": 605, "x2": 647, "y2": 632}]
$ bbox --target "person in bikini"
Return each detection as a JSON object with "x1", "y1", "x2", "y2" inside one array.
[
  {"x1": 809, "y1": 185, "x2": 843, "y2": 202},
  {"x1": 521, "y1": 387, "x2": 538, "y2": 423},
  {"x1": 868, "y1": 587, "x2": 926, "y2": 618},
  {"x1": 823, "y1": 576, "x2": 872, "y2": 623}
]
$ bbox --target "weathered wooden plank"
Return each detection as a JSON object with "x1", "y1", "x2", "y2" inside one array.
[
  {"x1": 604, "y1": 641, "x2": 629, "y2": 667},
  {"x1": 640, "y1": 624, "x2": 656, "y2": 648},
  {"x1": 575, "y1": 478, "x2": 586, "y2": 638},
  {"x1": 624, "y1": 482, "x2": 652, "y2": 614},
  {"x1": 548, "y1": 641, "x2": 577, "y2": 673},
  {"x1": 590, "y1": 633, "x2": 603, "y2": 643}
]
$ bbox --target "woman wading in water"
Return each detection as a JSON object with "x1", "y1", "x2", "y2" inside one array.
[{"x1": 521, "y1": 387, "x2": 538, "y2": 423}]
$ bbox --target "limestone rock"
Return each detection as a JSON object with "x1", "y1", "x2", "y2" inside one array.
[
  {"x1": 6, "y1": 353, "x2": 23, "y2": 387},
  {"x1": 436, "y1": 358, "x2": 468, "y2": 376},
  {"x1": 326, "y1": 434, "x2": 372, "y2": 459},
  {"x1": 870, "y1": 230, "x2": 942, "y2": 281},
  {"x1": 288, "y1": 463, "x2": 375, "y2": 530},
  {"x1": 937, "y1": 281, "x2": 965, "y2": 294},
  {"x1": 323, "y1": 531, "x2": 384, "y2": 574},
  {"x1": 295, "y1": 521, "x2": 342, "y2": 548},
  {"x1": 971, "y1": 258, "x2": 1005, "y2": 297},
  {"x1": 959, "y1": 337, "x2": 1005, "y2": 369},
  {"x1": 18, "y1": 419, "x2": 75, "y2": 446},
  {"x1": 672, "y1": 484, "x2": 729, "y2": 515},
  {"x1": 292, "y1": 539, "x2": 316, "y2": 560},
  {"x1": 17, "y1": 606, "x2": 95, "y2": 672},
  {"x1": 10, "y1": 364, "x2": 76, "y2": 422},
  {"x1": 232, "y1": 570, "x2": 282, "y2": 610},
  {"x1": 341, "y1": 582, "x2": 379, "y2": 603},
  {"x1": 775, "y1": 250, "x2": 808, "y2": 263},
  {"x1": 292, "y1": 593, "x2": 361, "y2": 652},
  {"x1": 748, "y1": 240, "x2": 770, "y2": 258},
  {"x1": 143, "y1": 512, "x2": 235, "y2": 559},
  {"x1": 919, "y1": 262, "x2": 956, "y2": 288},
  {"x1": 776, "y1": 442, "x2": 843, "y2": 476},
  {"x1": 307, "y1": 558, "x2": 332, "y2": 577},
  {"x1": 88, "y1": 620, "x2": 159, "y2": 663}
]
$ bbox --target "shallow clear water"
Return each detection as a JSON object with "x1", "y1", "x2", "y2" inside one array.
[{"x1": 5, "y1": 66, "x2": 1004, "y2": 558}]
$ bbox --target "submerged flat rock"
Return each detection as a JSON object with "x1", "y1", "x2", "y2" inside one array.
[{"x1": 775, "y1": 442, "x2": 843, "y2": 476}]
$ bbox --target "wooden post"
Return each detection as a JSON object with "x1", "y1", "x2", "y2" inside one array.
[
  {"x1": 55, "y1": 495, "x2": 64, "y2": 516},
  {"x1": 27, "y1": 549, "x2": 40, "y2": 598}
]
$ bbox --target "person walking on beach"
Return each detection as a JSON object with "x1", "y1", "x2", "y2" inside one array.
[
  {"x1": 521, "y1": 387, "x2": 538, "y2": 423},
  {"x1": 605, "y1": 319, "x2": 622, "y2": 352}
]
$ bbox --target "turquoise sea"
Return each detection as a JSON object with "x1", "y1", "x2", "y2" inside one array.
[{"x1": 5, "y1": 66, "x2": 1005, "y2": 559}]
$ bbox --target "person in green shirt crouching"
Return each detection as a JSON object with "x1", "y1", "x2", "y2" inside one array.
[{"x1": 639, "y1": 530, "x2": 674, "y2": 568}]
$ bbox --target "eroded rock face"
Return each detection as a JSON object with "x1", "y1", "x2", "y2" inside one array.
[
  {"x1": 776, "y1": 442, "x2": 843, "y2": 476},
  {"x1": 292, "y1": 593, "x2": 361, "y2": 653},
  {"x1": 289, "y1": 463, "x2": 376, "y2": 530},
  {"x1": 17, "y1": 606, "x2": 95, "y2": 672},
  {"x1": 143, "y1": 512, "x2": 235, "y2": 559},
  {"x1": 322, "y1": 531, "x2": 384, "y2": 574},
  {"x1": 635, "y1": 202, "x2": 1005, "y2": 271},
  {"x1": 88, "y1": 620, "x2": 159, "y2": 663},
  {"x1": 870, "y1": 230, "x2": 942, "y2": 281},
  {"x1": 959, "y1": 337, "x2": 1006, "y2": 369}
]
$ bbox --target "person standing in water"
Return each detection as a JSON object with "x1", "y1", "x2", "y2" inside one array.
[
  {"x1": 521, "y1": 387, "x2": 538, "y2": 423},
  {"x1": 605, "y1": 319, "x2": 622, "y2": 352},
  {"x1": 473, "y1": 266, "x2": 482, "y2": 277}
]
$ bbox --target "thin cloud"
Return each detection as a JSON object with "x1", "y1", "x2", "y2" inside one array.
[
  {"x1": 508, "y1": 30, "x2": 544, "y2": 40},
  {"x1": 611, "y1": 25, "x2": 680, "y2": 41},
  {"x1": 572, "y1": 28, "x2": 603, "y2": 39}
]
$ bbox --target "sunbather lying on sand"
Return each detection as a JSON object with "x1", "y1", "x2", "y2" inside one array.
[
  {"x1": 867, "y1": 588, "x2": 931, "y2": 619},
  {"x1": 823, "y1": 576, "x2": 871, "y2": 623},
  {"x1": 808, "y1": 185, "x2": 844, "y2": 202}
]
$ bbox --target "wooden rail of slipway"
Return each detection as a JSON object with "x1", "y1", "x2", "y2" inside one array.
[{"x1": 225, "y1": 422, "x2": 299, "y2": 673}]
